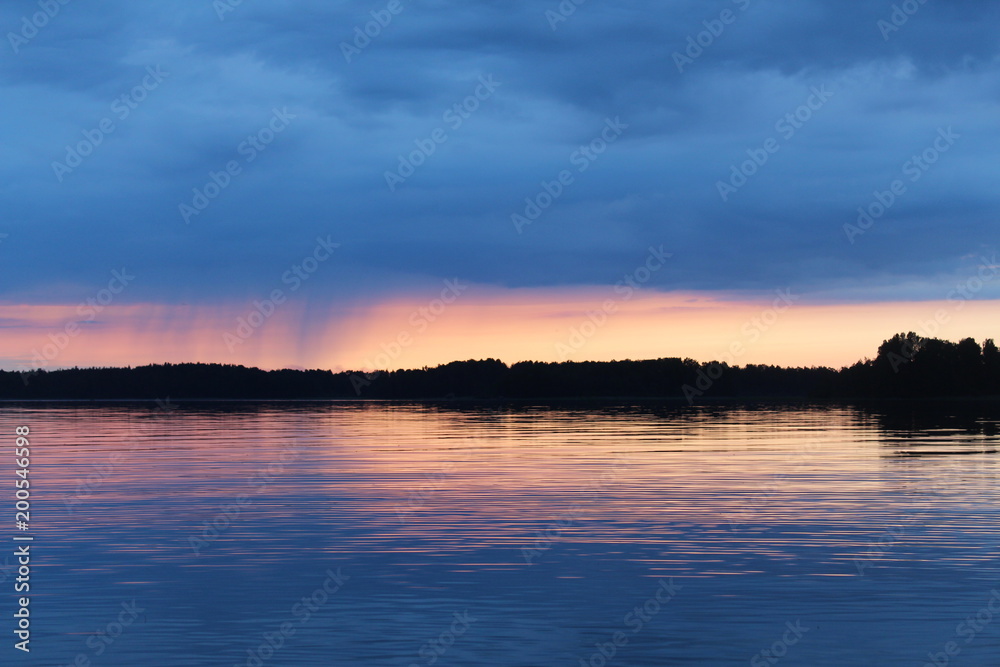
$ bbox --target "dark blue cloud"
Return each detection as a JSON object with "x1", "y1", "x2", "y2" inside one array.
[{"x1": 0, "y1": 0, "x2": 997, "y2": 306}]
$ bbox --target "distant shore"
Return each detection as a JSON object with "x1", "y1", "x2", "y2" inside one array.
[{"x1": 2, "y1": 332, "x2": 998, "y2": 401}]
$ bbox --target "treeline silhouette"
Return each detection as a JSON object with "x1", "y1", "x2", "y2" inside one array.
[{"x1": 1, "y1": 332, "x2": 998, "y2": 400}]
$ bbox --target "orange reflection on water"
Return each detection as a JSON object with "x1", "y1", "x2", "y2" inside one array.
[
  {"x1": 18, "y1": 403, "x2": 1000, "y2": 578},
  {"x1": 6, "y1": 402, "x2": 1000, "y2": 666}
]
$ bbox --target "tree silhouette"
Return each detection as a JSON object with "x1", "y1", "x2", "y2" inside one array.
[{"x1": 1, "y1": 332, "x2": 996, "y2": 400}]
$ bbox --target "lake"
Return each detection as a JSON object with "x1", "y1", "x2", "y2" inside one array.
[{"x1": 4, "y1": 401, "x2": 1000, "y2": 666}]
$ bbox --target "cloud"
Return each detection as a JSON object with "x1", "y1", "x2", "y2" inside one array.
[{"x1": 0, "y1": 0, "x2": 997, "y2": 313}]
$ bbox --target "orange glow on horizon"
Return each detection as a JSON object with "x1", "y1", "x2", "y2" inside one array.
[
  {"x1": 1, "y1": 288, "x2": 998, "y2": 372},
  {"x1": 334, "y1": 288, "x2": 1000, "y2": 371}
]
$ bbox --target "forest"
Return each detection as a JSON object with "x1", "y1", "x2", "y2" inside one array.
[{"x1": 1, "y1": 332, "x2": 998, "y2": 401}]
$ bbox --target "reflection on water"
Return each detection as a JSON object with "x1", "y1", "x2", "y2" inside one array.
[{"x1": 2, "y1": 401, "x2": 1000, "y2": 665}]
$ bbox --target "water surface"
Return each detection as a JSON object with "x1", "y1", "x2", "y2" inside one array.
[{"x1": 3, "y1": 401, "x2": 1000, "y2": 665}]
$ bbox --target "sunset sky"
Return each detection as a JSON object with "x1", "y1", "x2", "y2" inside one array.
[{"x1": 1, "y1": 0, "x2": 998, "y2": 372}]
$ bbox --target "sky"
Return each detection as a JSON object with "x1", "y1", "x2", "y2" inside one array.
[{"x1": 1, "y1": 0, "x2": 998, "y2": 372}]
